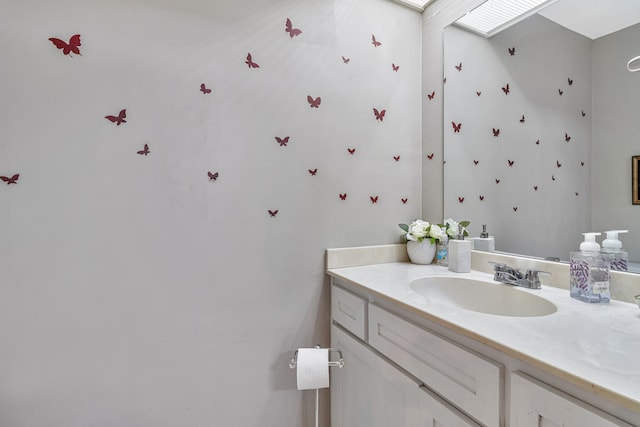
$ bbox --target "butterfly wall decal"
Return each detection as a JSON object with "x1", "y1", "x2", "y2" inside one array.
[
  {"x1": 451, "y1": 121, "x2": 461, "y2": 133},
  {"x1": 0, "y1": 174, "x2": 19, "y2": 185},
  {"x1": 373, "y1": 108, "x2": 386, "y2": 122},
  {"x1": 568, "y1": 77, "x2": 573, "y2": 86},
  {"x1": 479, "y1": 195, "x2": 485, "y2": 201},
  {"x1": 137, "y1": 144, "x2": 150, "y2": 156},
  {"x1": 495, "y1": 178, "x2": 501, "y2": 184},
  {"x1": 492, "y1": 128, "x2": 500, "y2": 137},
  {"x1": 534, "y1": 186, "x2": 538, "y2": 191},
  {"x1": 208, "y1": 171, "x2": 219, "y2": 181},
  {"x1": 426, "y1": 153, "x2": 435, "y2": 160},
  {"x1": 393, "y1": 155, "x2": 400, "y2": 162},
  {"x1": 519, "y1": 114, "x2": 525, "y2": 123},
  {"x1": 308, "y1": 168, "x2": 317, "y2": 176},
  {"x1": 49, "y1": 34, "x2": 81, "y2": 56},
  {"x1": 581, "y1": 161, "x2": 585, "y2": 166},
  {"x1": 513, "y1": 207, "x2": 518, "y2": 212},
  {"x1": 285, "y1": 18, "x2": 302, "y2": 38},
  {"x1": 508, "y1": 47, "x2": 515, "y2": 56},
  {"x1": 342, "y1": 56, "x2": 350, "y2": 64},
  {"x1": 268, "y1": 210, "x2": 279, "y2": 217},
  {"x1": 347, "y1": 148, "x2": 356, "y2": 155},
  {"x1": 581, "y1": 110, "x2": 586, "y2": 117},
  {"x1": 535, "y1": 139, "x2": 540, "y2": 145},
  {"x1": 370, "y1": 196, "x2": 378, "y2": 204},
  {"x1": 105, "y1": 109, "x2": 126, "y2": 125},
  {"x1": 502, "y1": 83, "x2": 510, "y2": 95},
  {"x1": 339, "y1": 193, "x2": 347, "y2": 200},
  {"x1": 508, "y1": 160, "x2": 514, "y2": 167},
  {"x1": 275, "y1": 136, "x2": 290, "y2": 146},
  {"x1": 245, "y1": 52, "x2": 260, "y2": 68},
  {"x1": 200, "y1": 83, "x2": 211, "y2": 94},
  {"x1": 473, "y1": 160, "x2": 479, "y2": 165},
  {"x1": 458, "y1": 197, "x2": 464, "y2": 203},
  {"x1": 371, "y1": 34, "x2": 381, "y2": 47},
  {"x1": 401, "y1": 198, "x2": 408, "y2": 204},
  {"x1": 558, "y1": 89, "x2": 563, "y2": 95},
  {"x1": 556, "y1": 160, "x2": 562, "y2": 168},
  {"x1": 307, "y1": 96, "x2": 321, "y2": 108},
  {"x1": 427, "y1": 91, "x2": 435, "y2": 100},
  {"x1": 565, "y1": 133, "x2": 571, "y2": 142},
  {"x1": 476, "y1": 91, "x2": 482, "y2": 96},
  {"x1": 392, "y1": 63, "x2": 399, "y2": 72}
]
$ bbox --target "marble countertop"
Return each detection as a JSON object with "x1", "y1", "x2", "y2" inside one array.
[{"x1": 327, "y1": 261, "x2": 640, "y2": 413}]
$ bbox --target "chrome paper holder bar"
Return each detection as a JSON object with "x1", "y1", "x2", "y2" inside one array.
[{"x1": 288, "y1": 347, "x2": 345, "y2": 369}]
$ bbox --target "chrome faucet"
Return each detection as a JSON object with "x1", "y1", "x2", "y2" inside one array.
[{"x1": 490, "y1": 262, "x2": 549, "y2": 289}]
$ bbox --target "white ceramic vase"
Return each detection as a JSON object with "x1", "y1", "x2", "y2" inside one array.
[{"x1": 406, "y1": 240, "x2": 436, "y2": 265}]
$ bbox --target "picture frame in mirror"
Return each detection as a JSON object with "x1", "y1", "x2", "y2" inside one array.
[{"x1": 633, "y1": 155, "x2": 640, "y2": 205}]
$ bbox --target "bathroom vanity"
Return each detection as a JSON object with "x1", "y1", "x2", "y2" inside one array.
[{"x1": 326, "y1": 245, "x2": 640, "y2": 426}]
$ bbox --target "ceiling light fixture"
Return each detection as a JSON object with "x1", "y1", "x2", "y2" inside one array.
[
  {"x1": 454, "y1": 0, "x2": 558, "y2": 37},
  {"x1": 392, "y1": 0, "x2": 435, "y2": 13}
]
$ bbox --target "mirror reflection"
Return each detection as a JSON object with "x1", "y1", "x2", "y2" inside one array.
[{"x1": 443, "y1": 0, "x2": 640, "y2": 272}]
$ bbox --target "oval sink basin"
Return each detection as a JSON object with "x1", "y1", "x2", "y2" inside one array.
[{"x1": 409, "y1": 277, "x2": 557, "y2": 317}]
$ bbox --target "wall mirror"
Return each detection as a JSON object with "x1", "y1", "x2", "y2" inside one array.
[{"x1": 443, "y1": 0, "x2": 640, "y2": 272}]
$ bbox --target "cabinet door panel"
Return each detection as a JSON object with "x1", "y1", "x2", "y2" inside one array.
[
  {"x1": 418, "y1": 385, "x2": 482, "y2": 427},
  {"x1": 331, "y1": 325, "x2": 418, "y2": 427},
  {"x1": 510, "y1": 372, "x2": 633, "y2": 427},
  {"x1": 331, "y1": 284, "x2": 367, "y2": 340}
]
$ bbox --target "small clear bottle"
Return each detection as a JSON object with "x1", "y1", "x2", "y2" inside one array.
[
  {"x1": 601, "y1": 230, "x2": 629, "y2": 272},
  {"x1": 436, "y1": 234, "x2": 448, "y2": 266},
  {"x1": 569, "y1": 232, "x2": 611, "y2": 303}
]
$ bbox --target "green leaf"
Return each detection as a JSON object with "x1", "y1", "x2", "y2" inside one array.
[
  {"x1": 398, "y1": 223, "x2": 409, "y2": 232},
  {"x1": 459, "y1": 221, "x2": 470, "y2": 228}
]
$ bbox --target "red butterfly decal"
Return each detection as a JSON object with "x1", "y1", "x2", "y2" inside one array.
[
  {"x1": 479, "y1": 195, "x2": 485, "y2": 201},
  {"x1": 576, "y1": 192, "x2": 579, "y2": 196},
  {"x1": 393, "y1": 155, "x2": 400, "y2": 162},
  {"x1": 0, "y1": 174, "x2": 19, "y2": 185},
  {"x1": 556, "y1": 160, "x2": 562, "y2": 168},
  {"x1": 427, "y1": 91, "x2": 435, "y2": 100},
  {"x1": 476, "y1": 91, "x2": 482, "y2": 96},
  {"x1": 208, "y1": 171, "x2": 219, "y2": 181},
  {"x1": 370, "y1": 196, "x2": 378, "y2": 204},
  {"x1": 245, "y1": 52, "x2": 260, "y2": 68},
  {"x1": 342, "y1": 56, "x2": 350, "y2": 64},
  {"x1": 581, "y1": 161, "x2": 585, "y2": 166},
  {"x1": 392, "y1": 63, "x2": 399, "y2": 72},
  {"x1": 558, "y1": 89, "x2": 563, "y2": 96},
  {"x1": 502, "y1": 83, "x2": 510, "y2": 95},
  {"x1": 495, "y1": 178, "x2": 501, "y2": 184},
  {"x1": 552, "y1": 175, "x2": 556, "y2": 181},
  {"x1": 451, "y1": 121, "x2": 461, "y2": 133},
  {"x1": 427, "y1": 153, "x2": 435, "y2": 160},
  {"x1": 137, "y1": 144, "x2": 150, "y2": 156},
  {"x1": 49, "y1": 34, "x2": 81, "y2": 56},
  {"x1": 443, "y1": 77, "x2": 447, "y2": 84},
  {"x1": 565, "y1": 133, "x2": 571, "y2": 142},
  {"x1": 105, "y1": 109, "x2": 126, "y2": 125},
  {"x1": 513, "y1": 207, "x2": 518, "y2": 212},
  {"x1": 492, "y1": 128, "x2": 500, "y2": 137},
  {"x1": 347, "y1": 148, "x2": 356, "y2": 154},
  {"x1": 519, "y1": 114, "x2": 525, "y2": 123},
  {"x1": 534, "y1": 185, "x2": 538, "y2": 191},
  {"x1": 401, "y1": 198, "x2": 408, "y2": 204},
  {"x1": 373, "y1": 108, "x2": 386, "y2": 122},
  {"x1": 285, "y1": 18, "x2": 302, "y2": 38},
  {"x1": 275, "y1": 136, "x2": 290, "y2": 146},
  {"x1": 581, "y1": 110, "x2": 586, "y2": 117},
  {"x1": 455, "y1": 62, "x2": 462, "y2": 71},
  {"x1": 308, "y1": 168, "x2": 318, "y2": 176},
  {"x1": 535, "y1": 139, "x2": 540, "y2": 145},
  {"x1": 200, "y1": 83, "x2": 211, "y2": 94},
  {"x1": 458, "y1": 197, "x2": 464, "y2": 203},
  {"x1": 339, "y1": 193, "x2": 347, "y2": 200},
  {"x1": 371, "y1": 34, "x2": 381, "y2": 47},
  {"x1": 473, "y1": 160, "x2": 479, "y2": 165},
  {"x1": 568, "y1": 77, "x2": 573, "y2": 86},
  {"x1": 508, "y1": 47, "x2": 515, "y2": 56},
  {"x1": 508, "y1": 160, "x2": 514, "y2": 167},
  {"x1": 268, "y1": 210, "x2": 279, "y2": 217},
  {"x1": 307, "y1": 96, "x2": 321, "y2": 108}
]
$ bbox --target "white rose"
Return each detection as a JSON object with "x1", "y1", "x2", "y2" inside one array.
[
  {"x1": 407, "y1": 220, "x2": 429, "y2": 241},
  {"x1": 444, "y1": 218, "x2": 458, "y2": 237},
  {"x1": 428, "y1": 224, "x2": 443, "y2": 240}
]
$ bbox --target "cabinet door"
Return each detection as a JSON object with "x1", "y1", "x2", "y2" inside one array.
[
  {"x1": 418, "y1": 385, "x2": 483, "y2": 427},
  {"x1": 510, "y1": 372, "x2": 633, "y2": 427},
  {"x1": 331, "y1": 325, "x2": 419, "y2": 427}
]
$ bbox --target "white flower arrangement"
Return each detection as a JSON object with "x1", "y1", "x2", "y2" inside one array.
[{"x1": 399, "y1": 218, "x2": 469, "y2": 244}]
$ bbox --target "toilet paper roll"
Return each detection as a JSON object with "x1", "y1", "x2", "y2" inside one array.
[{"x1": 296, "y1": 348, "x2": 329, "y2": 390}]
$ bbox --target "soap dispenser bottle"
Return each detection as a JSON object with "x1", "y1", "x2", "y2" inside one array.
[
  {"x1": 448, "y1": 225, "x2": 471, "y2": 273},
  {"x1": 601, "y1": 230, "x2": 629, "y2": 271},
  {"x1": 569, "y1": 232, "x2": 611, "y2": 303}
]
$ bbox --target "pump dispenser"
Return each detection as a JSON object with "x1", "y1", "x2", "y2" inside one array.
[
  {"x1": 602, "y1": 230, "x2": 629, "y2": 271},
  {"x1": 448, "y1": 224, "x2": 471, "y2": 273},
  {"x1": 569, "y1": 232, "x2": 611, "y2": 303}
]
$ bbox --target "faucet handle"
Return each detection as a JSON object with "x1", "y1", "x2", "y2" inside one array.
[{"x1": 524, "y1": 269, "x2": 551, "y2": 289}]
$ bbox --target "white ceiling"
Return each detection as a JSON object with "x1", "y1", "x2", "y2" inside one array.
[{"x1": 538, "y1": 0, "x2": 640, "y2": 39}]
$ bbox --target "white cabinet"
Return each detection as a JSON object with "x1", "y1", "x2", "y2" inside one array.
[
  {"x1": 510, "y1": 372, "x2": 633, "y2": 427},
  {"x1": 418, "y1": 385, "x2": 482, "y2": 427},
  {"x1": 331, "y1": 325, "x2": 419, "y2": 427}
]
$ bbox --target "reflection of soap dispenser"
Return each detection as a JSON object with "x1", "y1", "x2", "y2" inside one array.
[
  {"x1": 601, "y1": 230, "x2": 629, "y2": 271},
  {"x1": 470, "y1": 224, "x2": 495, "y2": 252},
  {"x1": 448, "y1": 225, "x2": 471, "y2": 273},
  {"x1": 570, "y1": 232, "x2": 610, "y2": 303}
]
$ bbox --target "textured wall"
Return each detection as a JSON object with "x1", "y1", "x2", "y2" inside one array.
[
  {"x1": 0, "y1": 0, "x2": 421, "y2": 425},
  {"x1": 443, "y1": 15, "x2": 593, "y2": 260}
]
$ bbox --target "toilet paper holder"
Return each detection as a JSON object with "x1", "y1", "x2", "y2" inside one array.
[{"x1": 288, "y1": 347, "x2": 345, "y2": 370}]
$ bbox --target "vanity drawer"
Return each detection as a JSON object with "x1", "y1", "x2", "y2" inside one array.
[
  {"x1": 510, "y1": 372, "x2": 633, "y2": 427},
  {"x1": 368, "y1": 304, "x2": 502, "y2": 427},
  {"x1": 331, "y1": 284, "x2": 367, "y2": 340}
]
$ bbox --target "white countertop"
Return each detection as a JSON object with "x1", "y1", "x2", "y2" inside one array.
[{"x1": 327, "y1": 261, "x2": 640, "y2": 413}]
